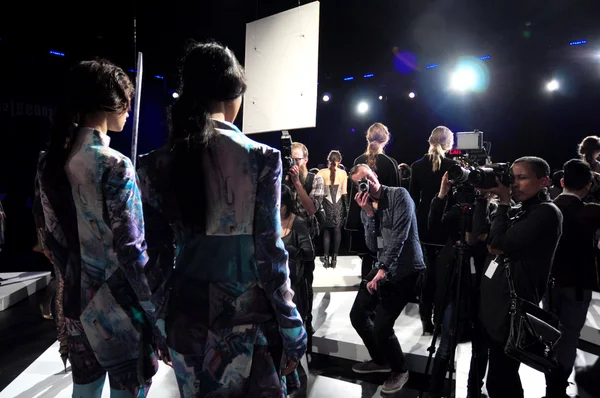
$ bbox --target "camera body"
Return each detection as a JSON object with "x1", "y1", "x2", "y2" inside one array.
[
  {"x1": 358, "y1": 177, "x2": 370, "y2": 193},
  {"x1": 447, "y1": 130, "x2": 513, "y2": 202},
  {"x1": 281, "y1": 131, "x2": 295, "y2": 174}
]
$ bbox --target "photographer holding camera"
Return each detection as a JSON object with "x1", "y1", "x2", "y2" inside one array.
[
  {"x1": 348, "y1": 164, "x2": 425, "y2": 395},
  {"x1": 479, "y1": 157, "x2": 563, "y2": 398},
  {"x1": 286, "y1": 142, "x2": 325, "y2": 336},
  {"x1": 427, "y1": 171, "x2": 493, "y2": 397},
  {"x1": 544, "y1": 159, "x2": 600, "y2": 398}
]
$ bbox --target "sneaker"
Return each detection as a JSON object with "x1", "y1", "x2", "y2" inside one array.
[
  {"x1": 381, "y1": 371, "x2": 409, "y2": 394},
  {"x1": 352, "y1": 360, "x2": 391, "y2": 374}
]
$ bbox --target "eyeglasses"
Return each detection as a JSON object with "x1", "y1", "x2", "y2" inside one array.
[{"x1": 292, "y1": 158, "x2": 304, "y2": 163}]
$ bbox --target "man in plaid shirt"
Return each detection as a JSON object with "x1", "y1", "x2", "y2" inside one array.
[{"x1": 286, "y1": 142, "x2": 325, "y2": 339}]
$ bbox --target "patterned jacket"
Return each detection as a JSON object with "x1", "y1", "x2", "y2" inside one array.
[
  {"x1": 36, "y1": 127, "x2": 158, "y2": 384},
  {"x1": 137, "y1": 119, "x2": 307, "y2": 360}
]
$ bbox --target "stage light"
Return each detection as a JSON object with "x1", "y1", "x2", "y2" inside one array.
[
  {"x1": 357, "y1": 102, "x2": 369, "y2": 114},
  {"x1": 155, "y1": 75, "x2": 164, "y2": 79},
  {"x1": 450, "y1": 67, "x2": 477, "y2": 92},
  {"x1": 364, "y1": 74, "x2": 374, "y2": 78},
  {"x1": 426, "y1": 64, "x2": 439, "y2": 69},
  {"x1": 49, "y1": 50, "x2": 65, "y2": 57},
  {"x1": 408, "y1": 92, "x2": 416, "y2": 99},
  {"x1": 344, "y1": 76, "x2": 354, "y2": 81},
  {"x1": 323, "y1": 94, "x2": 330, "y2": 102},
  {"x1": 378, "y1": 95, "x2": 383, "y2": 100},
  {"x1": 546, "y1": 80, "x2": 560, "y2": 91},
  {"x1": 172, "y1": 92, "x2": 179, "y2": 99},
  {"x1": 569, "y1": 40, "x2": 587, "y2": 46}
]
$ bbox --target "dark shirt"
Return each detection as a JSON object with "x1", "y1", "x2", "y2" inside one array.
[
  {"x1": 409, "y1": 155, "x2": 458, "y2": 244},
  {"x1": 346, "y1": 153, "x2": 399, "y2": 232},
  {"x1": 552, "y1": 193, "x2": 600, "y2": 291},
  {"x1": 480, "y1": 194, "x2": 562, "y2": 342},
  {"x1": 282, "y1": 216, "x2": 314, "y2": 286},
  {"x1": 360, "y1": 186, "x2": 426, "y2": 281}
]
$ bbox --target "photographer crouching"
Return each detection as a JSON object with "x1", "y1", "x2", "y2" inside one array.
[
  {"x1": 479, "y1": 157, "x2": 563, "y2": 398},
  {"x1": 348, "y1": 164, "x2": 425, "y2": 394}
]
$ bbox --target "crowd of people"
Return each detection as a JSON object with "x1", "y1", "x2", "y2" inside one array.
[{"x1": 27, "y1": 38, "x2": 600, "y2": 398}]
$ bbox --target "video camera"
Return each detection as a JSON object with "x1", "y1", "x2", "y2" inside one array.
[
  {"x1": 447, "y1": 130, "x2": 513, "y2": 204},
  {"x1": 281, "y1": 131, "x2": 295, "y2": 174}
]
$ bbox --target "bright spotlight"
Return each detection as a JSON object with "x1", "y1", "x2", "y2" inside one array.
[
  {"x1": 172, "y1": 92, "x2": 179, "y2": 99},
  {"x1": 357, "y1": 102, "x2": 369, "y2": 114},
  {"x1": 323, "y1": 94, "x2": 330, "y2": 102},
  {"x1": 450, "y1": 68, "x2": 477, "y2": 91},
  {"x1": 408, "y1": 92, "x2": 416, "y2": 99},
  {"x1": 378, "y1": 95, "x2": 383, "y2": 100},
  {"x1": 546, "y1": 80, "x2": 560, "y2": 92}
]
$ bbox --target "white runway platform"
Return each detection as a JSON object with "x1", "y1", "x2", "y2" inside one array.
[
  {"x1": 1, "y1": 256, "x2": 598, "y2": 397},
  {"x1": 0, "y1": 272, "x2": 51, "y2": 311}
]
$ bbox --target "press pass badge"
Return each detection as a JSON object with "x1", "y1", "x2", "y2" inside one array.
[
  {"x1": 485, "y1": 258, "x2": 499, "y2": 279},
  {"x1": 377, "y1": 236, "x2": 384, "y2": 249}
]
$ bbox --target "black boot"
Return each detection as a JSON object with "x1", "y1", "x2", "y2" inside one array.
[
  {"x1": 330, "y1": 254, "x2": 337, "y2": 269},
  {"x1": 323, "y1": 255, "x2": 330, "y2": 268},
  {"x1": 430, "y1": 356, "x2": 450, "y2": 397}
]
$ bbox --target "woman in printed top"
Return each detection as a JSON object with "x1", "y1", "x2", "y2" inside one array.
[
  {"x1": 317, "y1": 150, "x2": 348, "y2": 269},
  {"x1": 136, "y1": 41, "x2": 307, "y2": 397},
  {"x1": 35, "y1": 60, "x2": 159, "y2": 397}
]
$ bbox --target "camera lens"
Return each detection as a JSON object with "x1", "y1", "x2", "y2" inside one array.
[{"x1": 448, "y1": 164, "x2": 470, "y2": 184}]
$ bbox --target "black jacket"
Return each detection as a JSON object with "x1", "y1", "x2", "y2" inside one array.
[
  {"x1": 282, "y1": 216, "x2": 314, "y2": 286},
  {"x1": 480, "y1": 194, "x2": 562, "y2": 342},
  {"x1": 409, "y1": 155, "x2": 458, "y2": 244},
  {"x1": 552, "y1": 193, "x2": 600, "y2": 292}
]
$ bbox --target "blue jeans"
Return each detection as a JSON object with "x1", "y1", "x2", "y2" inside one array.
[{"x1": 543, "y1": 287, "x2": 592, "y2": 398}]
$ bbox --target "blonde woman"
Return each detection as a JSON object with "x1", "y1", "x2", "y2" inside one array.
[
  {"x1": 409, "y1": 125, "x2": 456, "y2": 335},
  {"x1": 345, "y1": 123, "x2": 399, "y2": 278},
  {"x1": 317, "y1": 150, "x2": 348, "y2": 268}
]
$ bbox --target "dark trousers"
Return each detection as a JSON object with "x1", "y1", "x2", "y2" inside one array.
[
  {"x1": 486, "y1": 334, "x2": 523, "y2": 398},
  {"x1": 430, "y1": 301, "x2": 489, "y2": 396},
  {"x1": 543, "y1": 287, "x2": 592, "y2": 398},
  {"x1": 349, "y1": 268, "x2": 420, "y2": 372},
  {"x1": 420, "y1": 243, "x2": 442, "y2": 324},
  {"x1": 360, "y1": 253, "x2": 376, "y2": 279}
]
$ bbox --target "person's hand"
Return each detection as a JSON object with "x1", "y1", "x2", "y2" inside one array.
[
  {"x1": 0, "y1": 212, "x2": 4, "y2": 221},
  {"x1": 281, "y1": 357, "x2": 299, "y2": 376},
  {"x1": 354, "y1": 192, "x2": 375, "y2": 217},
  {"x1": 487, "y1": 245, "x2": 504, "y2": 255},
  {"x1": 479, "y1": 177, "x2": 511, "y2": 203},
  {"x1": 366, "y1": 269, "x2": 386, "y2": 294},
  {"x1": 438, "y1": 172, "x2": 452, "y2": 199},
  {"x1": 288, "y1": 165, "x2": 301, "y2": 186}
]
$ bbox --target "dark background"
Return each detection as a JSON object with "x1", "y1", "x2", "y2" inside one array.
[{"x1": 1, "y1": 0, "x2": 600, "y2": 261}]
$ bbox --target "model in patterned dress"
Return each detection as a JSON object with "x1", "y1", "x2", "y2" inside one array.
[
  {"x1": 35, "y1": 60, "x2": 159, "y2": 397},
  {"x1": 137, "y1": 42, "x2": 306, "y2": 398}
]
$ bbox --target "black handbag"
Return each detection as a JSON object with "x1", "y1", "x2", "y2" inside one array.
[{"x1": 503, "y1": 259, "x2": 562, "y2": 373}]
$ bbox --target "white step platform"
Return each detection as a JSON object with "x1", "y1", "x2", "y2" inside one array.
[
  {"x1": 0, "y1": 340, "x2": 180, "y2": 398},
  {"x1": 0, "y1": 272, "x2": 51, "y2": 311},
  {"x1": 312, "y1": 256, "x2": 362, "y2": 291},
  {"x1": 581, "y1": 291, "x2": 600, "y2": 347}
]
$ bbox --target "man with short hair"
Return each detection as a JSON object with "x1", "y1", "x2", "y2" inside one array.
[
  {"x1": 480, "y1": 156, "x2": 563, "y2": 398},
  {"x1": 348, "y1": 164, "x2": 425, "y2": 394},
  {"x1": 286, "y1": 142, "x2": 325, "y2": 336},
  {"x1": 545, "y1": 159, "x2": 600, "y2": 398}
]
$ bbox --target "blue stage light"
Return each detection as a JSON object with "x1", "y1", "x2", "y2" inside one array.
[
  {"x1": 569, "y1": 40, "x2": 587, "y2": 46},
  {"x1": 344, "y1": 76, "x2": 354, "y2": 81},
  {"x1": 477, "y1": 55, "x2": 491, "y2": 60},
  {"x1": 364, "y1": 74, "x2": 374, "y2": 78},
  {"x1": 49, "y1": 50, "x2": 65, "y2": 56},
  {"x1": 155, "y1": 75, "x2": 164, "y2": 79},
  {"x1": 425, "y1": 64, "x2": 439, "y2": 69}
]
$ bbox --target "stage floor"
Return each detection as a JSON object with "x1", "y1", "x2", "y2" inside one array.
[
  {"x1": 0, "y1": 256, "x2": 598, "y2": 397},
  {"x1": 0, "y1": 272, "x2": 51, "y2": 311}
]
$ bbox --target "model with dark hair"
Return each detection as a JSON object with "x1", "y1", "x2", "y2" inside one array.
[
  {"x1": 317, "y1": 150, "x2": 348, "y2": 268},
  {"x1": 137, "y1": 41, "x2": 306, "y2": 397},
  {"x1": 34, "y1": 59, "x2": 159, "y2": 397}
]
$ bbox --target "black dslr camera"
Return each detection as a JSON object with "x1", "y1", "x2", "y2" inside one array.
[
  {"x1": 448, "y1": 163, "x2": 513, "y2": 190},
  {"x1": 358, "y1": 178, "x2": 370, "y2": 193},
  {"x1": 281, "y1": 131, "x2": 295, "y2": 174}
]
